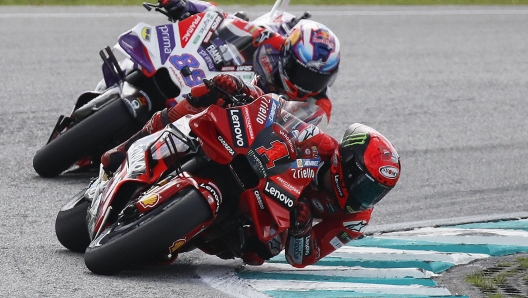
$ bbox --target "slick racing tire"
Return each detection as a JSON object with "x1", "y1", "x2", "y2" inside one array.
[
  {"x1": 84, "y1": 188, "x2": 212, "y2": 275},
  {"x1": 55, "y1": 190, "x2": 91, "y2": 253},
  {"x1": 33, "y1": 99, "x2": 136, "y2": 178}
]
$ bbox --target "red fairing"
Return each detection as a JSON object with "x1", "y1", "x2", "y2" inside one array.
[
  {"x1": 238, "y1": 168, "x2": 314, "y2": 243},
  {"x1": 178, "y1": 14, "x2": 204, "y2": 49},
  {"x1": 188, "y1": 95, "x2": 276, "y2": 164}
]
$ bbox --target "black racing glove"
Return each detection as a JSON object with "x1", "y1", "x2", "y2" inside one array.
[{"x1": 159, "y1": 0, "x2": 190, "y2": 21}]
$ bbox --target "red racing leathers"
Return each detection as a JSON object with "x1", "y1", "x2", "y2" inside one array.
[
  {"x1": 243, "y1": 126, "x2": 373, "y2": 267},
  {"x1": 102, "y1": 73, "x2": 366, "y2": 268}
]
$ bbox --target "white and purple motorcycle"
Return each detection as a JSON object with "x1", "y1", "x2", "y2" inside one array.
[{"x1": 33, "y1": 0, "x2": 310, "y2": 178}]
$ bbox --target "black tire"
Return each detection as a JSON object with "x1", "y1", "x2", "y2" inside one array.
[
  {"x1": 33, "y1": 99, "x2": 135, "y2": 178},
  {"x1": 55, "y1": 190, "x2": 91, "y2": 253},
  {"x1": 84, "y1": 188, "x2": 212, "y2": 275}
]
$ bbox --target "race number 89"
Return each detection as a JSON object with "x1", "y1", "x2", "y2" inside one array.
[{"x1": 169, "y1": 54, "x2": 206, "y2": 87}]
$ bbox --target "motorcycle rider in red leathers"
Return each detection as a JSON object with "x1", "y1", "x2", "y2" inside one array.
[{"x1": 102, "y1": 73, "x2": 401, "y2": 267}]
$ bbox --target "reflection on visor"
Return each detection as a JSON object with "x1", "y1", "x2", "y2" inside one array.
[
  {"x1": 282, "y1": 55, "x2": 333, "y2": 93},
  {"x1": 344, "y1": 165, "x2": 391, "y2": 212},
  {"x1": 348, "y1": 175, "x2": 391, "y2": 211}
]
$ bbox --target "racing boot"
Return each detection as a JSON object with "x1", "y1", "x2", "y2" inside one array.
[{"x1": 100, "y1": 109, "x2": 170, "y2": 173}]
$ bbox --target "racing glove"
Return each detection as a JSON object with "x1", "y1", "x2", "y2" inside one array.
[
  {"x1": 187, "y1": 74, "x2": 264, "y2": 108},
  {"x1": 159, "y1": 0, "x2": 214, "y2": 21},
  {"x1": 159, "y1": 0, "x2": 191, "y2": 20},
  {"x1": 290, "y1": 198, "x2": 313, "y2": 237}
]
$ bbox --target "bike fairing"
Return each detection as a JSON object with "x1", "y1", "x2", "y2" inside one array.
[
  {"x1": 154, "y1": 0, "x2": 337, "y2": 119},
  {"x1": 81, "y1": 93, "x2": 324, "y2": 269}
]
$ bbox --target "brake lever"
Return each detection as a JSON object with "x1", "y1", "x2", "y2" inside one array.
[{"x1": 202, "y1": 79, "x2": 245, "y2": 106}]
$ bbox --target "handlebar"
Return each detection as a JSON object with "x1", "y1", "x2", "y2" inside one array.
[
  {"x1": 142, "y1": 2, "x2": 176, "y2": 22},
  {"x1": 202, "y1": 79, "x2": 247, "y2": 107}
]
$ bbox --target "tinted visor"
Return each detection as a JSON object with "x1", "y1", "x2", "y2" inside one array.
[
  {"x1": 343, "y1": 160, "x2": 392, "y2": 212},
  {"x1": 282, "y1": 54, "x2": 333, "y2": 93}
]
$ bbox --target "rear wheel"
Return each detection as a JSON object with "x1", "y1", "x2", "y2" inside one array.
[
  {"x1": 55, "y1": 189, "x2": 91, "y2": 253},
  {"x1": 84, "y1": 188, "x2": 212, "y2": 275},
  {"x1": 33, "y1": 99, "x2": 138, "y2": 178}
]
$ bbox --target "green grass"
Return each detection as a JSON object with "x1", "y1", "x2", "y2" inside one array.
[
  {"x1": 465, "y1": 257, "x2": 528, "y2": 297},
  {"x1": 1, "y1": 0, "x2": 528, "y2": 5}
]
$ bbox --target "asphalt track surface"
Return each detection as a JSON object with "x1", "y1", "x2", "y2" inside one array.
[{"x1": 0, "y1": 5, "x2": 527, "y2": 297}]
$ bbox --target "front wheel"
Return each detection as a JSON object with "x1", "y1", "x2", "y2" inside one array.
[
  {"x1": 33, "y1": 99, "x2": 139, "y2": 178},
  {"x1": 84, "y1": 188, "x2": 212, "y2": 275},
  {"x1": 55, "y1": 189, "x2": 91, "y2": 253}
]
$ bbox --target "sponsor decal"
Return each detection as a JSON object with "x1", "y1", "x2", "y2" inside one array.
[
  {"x1": 297, "y1": 125, "x2": 320, "y2": 142},
  {"x1": 268, "y1": 235, "x2": 283, "y2": 255},
  {"x1": 274, "y1": 176, "x2": 301, "y2": 196},
  {"x1": 156, "y1": 25, "x2": 175, "y2": 64},
  {"x1": 256, "y1": 95, "x2": 271, "y2": 125},
  {"x1": 329, "y1": 236, "x2": 344, "y2": 250},
  {"x1": 123, "y1": 91, "x2": 150, "y2": 118},
  {"x1": 379, "y1": 165, "x2": 399, "y2": 179},
  {"x1": 302, "y1": 159, "x2": 319, "y2": 167},
  {"x1": 338, "y1": 231, "x2": 353, "y2": 244},
  {"x1": 221, "y1": 66, "x2": 235, "y2": 71},
  {"x1": 197, "y1": 47, "x2": 216, "y2": 71},
  {"x1": 199, "y1": 182, "x2": 222, "y2": 213},
  {"x1": 263, "y1": 180, "x2": 294, "y2": 209},
  {"x1": 179, "y1": 15, "x2": 202, "y2": 48},
  {"x1": 203, "y1": 30, "x2": 213, "y2": 43},
  {"x1": 217, "y1": 135, "x2": 235, "y2": 156},
  {"x1": 243, "y1": 106, "x2": 254, "y2": 140},
  {"x1": 210, "y1": 15, "x2": 222, "y2": 31},
  {"x1": 255, "y1": 140, "x2": 289, "y2": 169},
  {"x1": 197, "y1": 12, "x2": 215, "y2": 36},
  {"x1": 248, "y1": 150, "x2": 267, "y2": 178},
  {"x1": 311, "y1": 29, "x2": 336, "y2": 49},
  {"x1": 306, "y1": 59, "x2": 325, "y2": 70},
  {"x1": 278, "y1": 129, "x2": 295, "y2": 154},
  {"x1": 138, "y1": 193, "x2": 160, "y2": 209},
  {"x1": 141, "y1": 27, "x2": 151, "y2": 41},
  {"x1": 303, "y1": 234, "x2": 312, "y2": 256},
  {"x1": 311, "y1": 198, "x2": 324, "y2": 212},
  {"x1": 169, "y1": 239, "x2": 186, "y2": 253},
  {"x1": 236, "y1": 65, "x2": 252, "y2": 71},
  {"x1": 289, "y1": 237, "x2": 303, "y2": 264},
  {"x1": 342, "y1": 132, "x2": 368, "y2": 148},
  {"x1": 228, "y1": 109, "x2": 248, "y2": 148},
  {"x1": 292, "y1": 168, "x2": 315, "y2": 179},
  {"x1": 254, "y1": 189, "x2": 265, "y2": 210},
  {"x1": 259, "y1": 55, "x2": 273, "y2": 73},
  {"x1": 267, "y1": 100, "x2": 277, "y2": 124},
  {"x1": 343, "y1": 220, "x2": 368, "y2": 233},
  {"x1": 206, "y1": 44, "x2": 223, "y2": 64},
  {"x1": 333, "y1": 173, "x2": 345, "y2": 198},
  {"x1": 326, "y1": 203, "x2": 336, "y2": 214},
  {"x1": 256, "y1": 30, "x2": 273, "y2": 43}
]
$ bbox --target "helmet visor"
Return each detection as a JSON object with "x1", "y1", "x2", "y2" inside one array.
[
  {"x1": 343, "y1": 161, "x2": 392, "y2": 212},
  {"x1": 282, "y1": 54, "x2": 334, "y2": 94}
]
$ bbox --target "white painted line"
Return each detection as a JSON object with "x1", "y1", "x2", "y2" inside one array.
[
  {"x1": 241, "y1": 262, "x2": 435, "y2": 278},
  {"x1": 380, "y1": 227, "x2": 528, "y2": 246},
  {"x1": 246, "y1": 279, "x2": 453, "y2": 296},
  {"x1": 366, "y1": 212, "x2": 528, "y2": 234},
  {"x1": 329, "y1": 246, "x2": 489, "y2": 264}
]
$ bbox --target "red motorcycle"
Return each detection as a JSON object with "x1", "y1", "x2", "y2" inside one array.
[{"x1": 55, "y1": 80, "x2": 325, "y2": 275}]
